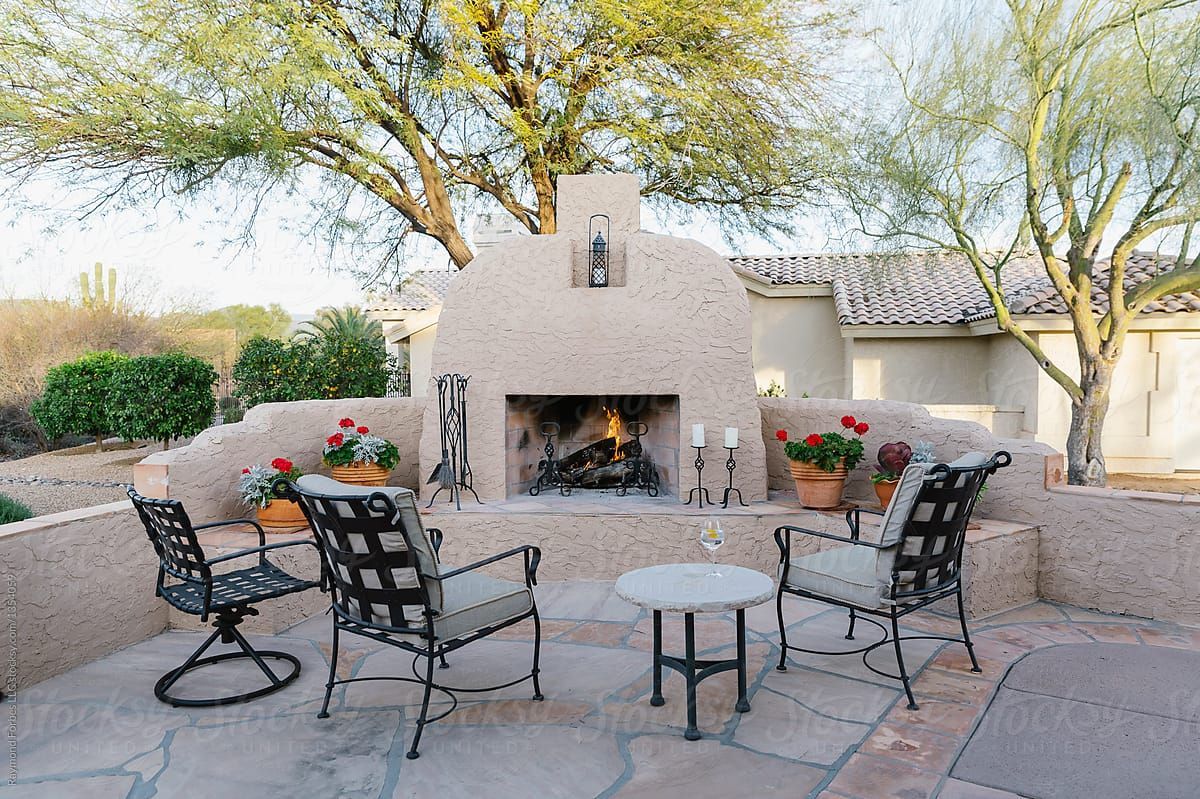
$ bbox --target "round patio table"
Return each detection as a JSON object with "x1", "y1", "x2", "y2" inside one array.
[{"x1": 615, "y1": 563, "x2": 775, "y2": 740}]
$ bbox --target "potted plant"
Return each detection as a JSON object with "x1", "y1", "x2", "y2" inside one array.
[
  {"x1": 323, "y1": 418, "x2": 399, "y2": 486},
  {"x1": 239, "y1": 458, "x2": 305, "y2": 530},
  {"x1": 775, "y1": 415, "x2": 869, "y2": 509},
  {"x1": 872, "y1": 441, "x2": 936, "y2": 508},
  {"x1": 871, "y1": 442, "x2": 912, "y2": 508}
]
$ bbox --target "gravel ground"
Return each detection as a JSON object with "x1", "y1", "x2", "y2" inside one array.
[
  {"x1": 0, "y1": 441, "x2": 155, "y2": 517},
  {"x1": 1108, "y1": 472, "x2": 1200, "y2": 495}
]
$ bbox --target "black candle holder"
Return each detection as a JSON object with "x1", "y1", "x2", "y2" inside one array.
[
  {"x1": 720, "y1": 446, "x2": 748, "y2": 508},
  {"x1": 684, "y1": 445, "x2": 711, "y2": 507}
]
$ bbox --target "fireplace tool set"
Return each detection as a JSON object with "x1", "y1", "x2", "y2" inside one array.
[{"x1": 426, "y1": 373, "x2": 480, "y2": 510}]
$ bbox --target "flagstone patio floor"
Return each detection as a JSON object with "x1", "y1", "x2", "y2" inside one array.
[{"x1": 8, "y1": 581, "x2": 1200, "y2": 799}]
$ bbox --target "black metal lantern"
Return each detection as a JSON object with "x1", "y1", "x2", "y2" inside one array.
[{"x1": 588, "y1": 214, "x2": 610, "y2": 287}]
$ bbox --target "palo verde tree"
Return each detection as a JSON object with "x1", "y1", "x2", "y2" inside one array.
[
  {"x1": 0, "y1": 0, "x2": 839, "y2": 278},
  {"x1": 838, "y1": 0, "x2": 1200, "y2": 486}
]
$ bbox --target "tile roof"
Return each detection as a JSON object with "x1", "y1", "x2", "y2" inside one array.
[
  {"x1": 365, "y1": 268, "x2": 456, "y2": 313},
  {"x1": 731, "y1": 251, "x2": 1200, "y2": 326}
]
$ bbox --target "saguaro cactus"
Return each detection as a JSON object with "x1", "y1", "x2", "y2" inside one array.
[{"x1": 80, "y1": 262, "x2": 118, "y2": 310}]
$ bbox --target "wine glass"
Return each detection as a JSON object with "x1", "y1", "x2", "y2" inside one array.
[{"x1": 699, "y1": 517, "x2": 725, "y2": 577}]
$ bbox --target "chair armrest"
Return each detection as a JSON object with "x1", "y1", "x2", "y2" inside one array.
[
  {"x1": 193, "y1": 518, "x2": 266, "y2": 548},
  {"x1": 205, "y1": 538, "x2": 321, "y2": 567},
  {"x1": 845, "y1": 507, "x2": 884, "y2": 541},
  {"x1": 428, "y1": 545, "x2": 542, "y2": 588},
  {"x1": 773, "y1": 524, "x2": 891, "y2": 561},
  {"x1": 426, "y1": 527, "x2": 444, "y2": 560}
]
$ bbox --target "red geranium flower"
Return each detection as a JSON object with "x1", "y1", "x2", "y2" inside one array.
[
  {"x1": 327, "y1": 432, "x2": 344, "y2": 447},
  {"x1": 854, "y1": 422, "x2": 869, "y2": 435},
  {"x1": 356, "y1": 425, "x2": 369, "y2": 434},
  {"x1": 775, "y1": 429, "x2": 788, "y2": 442},
  {"x1": 805, "y1": 433, "x2": 824, "y2": 447},
  {"x1": 840, "y1": 415, "x2": 857, "y2": 429},
  {"x1": 338, "y1": 418, "x2": 355, "y2": 428},
  {"x1": 271, "y1": 457, "x2": 293, "y2": 473},
  {"x1": 241, "y1": 467, "x2": 250, "y2": 474}
]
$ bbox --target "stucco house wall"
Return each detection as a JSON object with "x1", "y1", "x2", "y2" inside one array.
[
  {"x1": 848, "y1": 335, "x2": 994, "y2": 404},
  {"x1": 747, "y1": 292, "x2": 845, "y2": 398}
]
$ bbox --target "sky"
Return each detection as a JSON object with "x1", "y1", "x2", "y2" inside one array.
[{"x1": 0, "y1": 176, "x2": 797, "y2": 316}]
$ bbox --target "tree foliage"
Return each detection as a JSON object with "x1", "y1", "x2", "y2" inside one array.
[
  {"x1": 231, "y1": 336, "x2": 318, "y2": 407},
  {"x1": 188, "y1": 304, "x2": 292, "y2": 343},
  {"x1": 295, "y1": 306, "x2": 383, "y2": 346},
  {"x1": 30, "y1": 350, "x2": 129, "y2": 451},
  {"x1": 107, "y1": 354, "x2": 218, "y2": 448},
  {"x1": 0, "y1": 0, "x2": 840, "y2": 276},
  {"x1": 231, "y1": 330, "x2": 389, "y2": 407},
  {"x1": 836, "y1": 0, "x2": 1200, "y2": 485}
]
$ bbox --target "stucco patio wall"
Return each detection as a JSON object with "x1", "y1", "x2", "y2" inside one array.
[
  {"x1": 997, "y1": 440, "x2": 1200, "y2": 625},
  {"x1": 134, "y1": 397, "x2": 424, "y2": 522},
  {"x1": 0, "y1": 503, "x2": 166, "y2": 690}
]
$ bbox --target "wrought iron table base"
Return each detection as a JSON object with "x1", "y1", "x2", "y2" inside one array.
[{"x1": 649, "y1": 609, "x2": 750, "y2": 740}]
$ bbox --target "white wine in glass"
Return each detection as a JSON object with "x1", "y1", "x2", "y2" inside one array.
[{"x1": 699, "y1": 517, "x2": 725, "y2": 577}]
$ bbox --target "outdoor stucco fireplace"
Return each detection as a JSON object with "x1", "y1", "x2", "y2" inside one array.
[{"x1": 418, "y1": 173, "x2": 769, "y2": 504}]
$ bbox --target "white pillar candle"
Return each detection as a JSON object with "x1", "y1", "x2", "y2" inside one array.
[
  {"x1": 692, "y1": 423, "x2": 705, "y2": 447},
  {"x1": 724, "y1": 427, "x2": 738, "y2": 448}
]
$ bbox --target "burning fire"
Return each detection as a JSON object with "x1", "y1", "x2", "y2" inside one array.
[{"x1": 604, "y1": 406, "x2": 624, "y2": 460}]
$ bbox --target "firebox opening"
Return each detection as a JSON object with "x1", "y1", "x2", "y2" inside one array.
[{"x1": 505, "y1": 394, "x2": 680, "y2": 498}]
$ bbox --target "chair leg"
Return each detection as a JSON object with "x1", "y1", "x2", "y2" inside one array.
[
  {"x1": 956, "y1": 588, "x2": 982, "y2": 673},
  {"x1": 318, "y1": 622, "x2": 339, "y2": 719},
  {"x1": 158, "y1": 626, "x2": 223, "y2": 695},
  {"x1": 775, "y1": 589, "x2": 789, "y2": 672},
  {"x1": 407, "y1": 648, "x2": 437, "y2": 760},
  {"x1": 531, "y1": 610, "x2": 544, "y2": 701},
  {"x1": 890, "y1": 612, "x2": 918, "y2": 710},
  {"x1": 228, "y1": 624, "x2": 282, "y2": 685},
  {"x1": 845, "y1": 608, "x2": 858, "y2": 641},
  {"x1": 438, "y1": 654, "x2": 450, "y2": 669}
]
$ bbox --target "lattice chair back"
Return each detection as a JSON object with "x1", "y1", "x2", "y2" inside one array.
[
  {"x1": 876, "y1": 451, "x2": 1010, "y2": 600},
  {"x1": 292, "y1": 475, "x2": 441, "y2": 630},
  {"x1": 127, "y1": 487, "x2": 211, "y2": 589}
]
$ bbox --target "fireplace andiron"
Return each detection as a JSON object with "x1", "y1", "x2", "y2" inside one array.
[
  {"x1": 616, "y1": 421, "x2": 660, "y2": 497},
  {"x1": 426, "y1": 373, "x2": 481, "y2": 509},
  {"x1": 720, "y1": 445, "x2": 748, "y2": 508},
  {"x1": 529, "y1": 422, "x2": 570, "y2": 497},
  {"x1": 684, "y1": 445, "x2": 710, "y2": 507}
]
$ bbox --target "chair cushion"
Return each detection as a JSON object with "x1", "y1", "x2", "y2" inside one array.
[
  {"x1": 432, "y1": 570, "x2": 533, "y2": 641},
  {"x1": 878, "y1": 463, "x2": 931, "y2": 546},
  {"x1": 780, "y1": 545, "x2": 885, "y2": 609},
  {"x1": 296, "y1": 474, "x2": 442, "y2": 609}
]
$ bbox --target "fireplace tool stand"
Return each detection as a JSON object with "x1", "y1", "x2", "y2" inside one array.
[
  {"x1": 720, "y1": 445, "x2": 748, "y2": 508},
  {"x1": 684, "y1": 445, "x2": 711, "y2": 507},
  {"x1": 616, "y1": 421, "x2": 660, "y2": 497},
  {"x1": 529, "y1": 422, "x2": 570, "y2": 497},
  {"x1": 425, "y1": 373, "x2": 481, "y2": 509}
]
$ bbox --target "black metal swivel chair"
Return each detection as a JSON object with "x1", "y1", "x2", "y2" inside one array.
[
  {"x1": 773, "y1": 451, "x2": 1011, "y2": 709},
  {"x1": 281, "y1": 475, "x2": 544, "y2": 760},
  {"x1": 127, "y1": 488, "x2": 321, "y2": 707}
]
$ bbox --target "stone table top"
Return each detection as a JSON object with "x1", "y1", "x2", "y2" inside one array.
[{"x1": 615, "y1": 563, "x2": 775, "y2": 613}]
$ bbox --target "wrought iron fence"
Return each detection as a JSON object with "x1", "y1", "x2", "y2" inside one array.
[{"x1": 386, "y1": 369, "x2": 412, "y2": 398}]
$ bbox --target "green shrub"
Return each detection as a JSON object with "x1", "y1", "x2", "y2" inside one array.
[
  {"x1": 30, "y1": 350, "x2": 128, "y2": 451},
  {"x1": 0, "y1": 493, "x2": 33, "y2": 525},
  {"x1": 313, "y1": 331, "x2": 388, "y2": 399},
  {"x1": 222, "y1": 406, "x2": 245, "y2": 424},
  {"x1": 231, "y1": 336, "x2": 317, "y2": 407},
  {"x1": 231, "y1": 332, "x2": 388, "y2": 407},
  {"x1": 108, "y1": 353, "x2": 218, "y2": 448}
]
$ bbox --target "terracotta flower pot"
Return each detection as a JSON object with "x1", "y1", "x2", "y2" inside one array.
[
  {"x1": 256, "y1": 498, "x2": 306, "y2": 531},
  {"x1": 874, "y1": 478, "x2": 899, "y2": 510},
  {"x1": 788, "y1": 459, "x2": 849, "y2": 509},
  {"x1": 331, "y1": 462, "x2": 391, "y2": 487}
]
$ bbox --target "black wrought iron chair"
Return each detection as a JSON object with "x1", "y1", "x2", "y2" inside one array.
[
  {"x1": 282, "y1": 475, "x2": 543, "y2": 760},
  {"x1": 127, "y1": 487, "x2": 321, "y2": 707},
  {"x1": 773, "y1": 451, "x2": 1011, "y2": 709}
]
